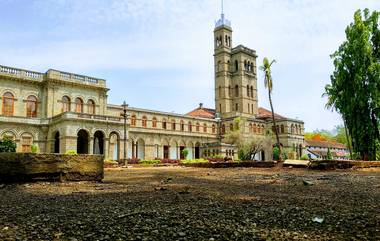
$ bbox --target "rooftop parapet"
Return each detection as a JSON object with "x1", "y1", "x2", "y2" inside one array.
[
  {"x1": 232, "y1": 45, "x2": 257, "y2": 57},
  {"x1": 46, "y1": 69, "x2": 106, "y2": 88},
  {"x1": 0, "y1": 65, "x2": 44, "y2": 81}
]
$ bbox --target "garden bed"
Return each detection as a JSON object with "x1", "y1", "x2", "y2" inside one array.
[
  {"x1": 180, "y1": 161, "x2": 275, "y2": 168},
  {"x1": 0, "y1": 153, "x2": 104, "y2": 182},
  {"x1": 309, "y1": 160, "x2": 380, "y2": 170}
]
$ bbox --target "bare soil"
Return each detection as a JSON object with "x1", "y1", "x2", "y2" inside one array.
[{"x1": 0, "y1": 167, "x2": 379, "y2": 240}]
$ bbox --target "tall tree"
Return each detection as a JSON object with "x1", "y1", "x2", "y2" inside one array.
[
  {"x1": 324, "y1": 9, "x2": 380, "y2": 160},
  {"x1": 260, "y1": 58, "x2": 282, "y2": 161}
]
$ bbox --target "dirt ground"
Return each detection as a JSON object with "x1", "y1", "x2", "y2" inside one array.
[{"x1": 0, "y1": 166, "x2": 379, "y2": 240}]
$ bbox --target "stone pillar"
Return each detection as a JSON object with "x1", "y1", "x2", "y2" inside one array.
[
  {"x1": 61, "y1": 136, "x2": 77, "y2": 153},
  {"x1": 104, "y1": 138, "x2": 110, "y2": 159},
  {"x1": 89, "y1": 137, "x2": 94, "y2": 154}
]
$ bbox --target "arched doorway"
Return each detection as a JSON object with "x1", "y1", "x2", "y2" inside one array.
[
  {"x1": 195, "y1": 142, "x2": 201, "y2": 159},
  {"x1": 54, "y1": 131, "x2": 60, "y2": 153},
  {"x1": 77, "y1": 130, "x2": 89, "y2": 154},
  {"x1": 93, "y1": 131, "x2": 104, "y2": 155},
  {"x1": 137, "y1": 139, "x2": 145, "y2": 159},
  {"x1": 109, "y1": 132, "x2": 119, "y2": 160}
]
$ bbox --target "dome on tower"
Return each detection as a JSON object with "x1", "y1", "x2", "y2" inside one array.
[{"x1": 215, "y1": 14, "x2": 231, "y2": 28}]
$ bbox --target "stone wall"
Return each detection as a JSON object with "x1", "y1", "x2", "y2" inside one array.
[{"x1": 0, "y1": 153, "x2": 104, "y2": 182}]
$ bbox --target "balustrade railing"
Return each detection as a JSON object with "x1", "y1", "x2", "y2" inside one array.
[
  {"x1": 57, "y1": 70, "x2": 99, "y2": 84},
  {"x1": 0, "y1": 65, "x2": 43, "y2": 80}
]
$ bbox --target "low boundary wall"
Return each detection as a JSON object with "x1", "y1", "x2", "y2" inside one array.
[{"x1": 0, "y1": 153, "x2": 104, "y2": 182}]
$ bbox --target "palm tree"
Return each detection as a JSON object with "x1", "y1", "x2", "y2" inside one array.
[{"x1": 260, "y1": 57, "x2": 282, "y2": 161}]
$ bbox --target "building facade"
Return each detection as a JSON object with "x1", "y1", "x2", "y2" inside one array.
[{"x1": 0, "y1": 13, "x2": 304, "y2": 161}]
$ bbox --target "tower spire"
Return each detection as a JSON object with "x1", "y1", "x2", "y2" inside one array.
[
  {"x1": 221, "y1": 0, "x2": 224, "y2": 15},
  {"x1": 215, "y1": 0, "x2": 231, "y2": 28}
]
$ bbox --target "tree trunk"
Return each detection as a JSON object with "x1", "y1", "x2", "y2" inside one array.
[
  {"x1": 343, "y1": 117, "x2": 353, "y2": 159},
  {"x1": 268, "y1": 90, "x2": 282, "y2": 161}
]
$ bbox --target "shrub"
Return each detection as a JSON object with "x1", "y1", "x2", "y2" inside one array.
[
  {"x1": 180, "y1": 159, "x2": 209, "y2": 164},
  {"x1": 138, "y1": 159, "x2": 161, "y2": 165},
  {"x1": 30, "y1": 144, "x2": 39, "y2": 153},
  {"x1": 181, "y1": 149, "x2": 189, "y2": 159},
  {"x1": 104, "y1": 159, "x2": 118, "y2": 165},
  {"x1": 66, "y1": 150, "x2": 77, "y2": 155},
  {"x1": 273, "y1": 147, "x2": 287, "y2": 160},
  {"x1": 0, "y1": 137, "x2": 16, "y2": 153},
  {"x1": 300, "y1": 154, "x2": 309, "y2": 160}
]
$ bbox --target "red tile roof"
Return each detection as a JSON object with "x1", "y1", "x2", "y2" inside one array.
[
  {"x1": 186, "y1": 105, "x2": 216, "y2": 119},
  {"x1": 257, "y1": 107, "x2": 286, "y2": 121},
  {"x1": 305, "y1": 140, "x2": 347, "y2": 149}
]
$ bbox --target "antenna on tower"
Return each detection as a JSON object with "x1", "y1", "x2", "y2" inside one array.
[{"x1": 221, "y1": 0, "x2": 224, "y2": 15}]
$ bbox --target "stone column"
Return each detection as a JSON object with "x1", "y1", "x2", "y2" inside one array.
[
  {"x1": 89, "y1": 137, "x2": 94, "y2": 154},
  {"x1": 104, "y1": 138, "x2": 110, "y2": 159}
]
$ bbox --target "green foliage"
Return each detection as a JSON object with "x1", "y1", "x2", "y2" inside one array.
[
  {"x1": 180, "y1": 159, "x2": 209, "y2": 164},
  {"x1": 326, "y1": 148, "x2": 333, "y2": 160},
  {"x1": 30, "y1": 144, "x2": 39, "y2": 154},
  {"x1": 104, "y1": 159, "x2": 118, "y2": 165},
  {"x1": 0, "y1": 137, "x2": 16, "y2": 153},
  {"x1": 324, "y1": 9, "x2": 380, "y2": 160},
  {"x1": 300, "y1": 154, "x2": 309, "y2": 160},
  {"x1": 226, "y1": 118, "x2": 273, "y2": 161},
  {"x1": 65, "y1": 150, "x2": 77, "y2": 155},
  {"x1": 181, "y1": 148, "x2": 189, "y2": 159},
  {"x1": 138, "y1": 159, "x2": 161, "y2": 165},
  {"x1": 273, "y1": 146, "x2": 287, "y2": 161}
]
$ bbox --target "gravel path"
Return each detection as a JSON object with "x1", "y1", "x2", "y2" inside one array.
[{"x1": 0, "y1": 167, "x2": 379, "y2": 240}]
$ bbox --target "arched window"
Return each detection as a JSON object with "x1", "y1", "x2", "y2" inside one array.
[
  {"x1": 249, "y1": 123, "x2": 252, "y2": 133},
  {"x1": 228, "y1": 36, "x2": 231, "y2": 46},
  {"x1": 227, "y1": 61, "x2": 230, "y2": 72},
  {"x1": 62, "y1": 96, "x2": 70, "y2": 113},
  {"x1": 225, "y1": 35, "x2": 228, "y2": 46},
  {"x1": 230, "y1": 123, "x2": 234, "y2": 131},
  {"x1": 291, "y1": 124, "x2": 295, "y2": 134},
  {"x1": 222, "y1": 124, "x2": 226, "y2": 134},
  {"x1": 253, "y1": 124, "x2": 257, "y2": 133},
  {"x1": 219, "y1": 86, "x2": 222, "y2": 97},
  {"x1": 235, "y1": 103, "x2": 239, "y2": 111},
  {"x1": 131, "y1": 115, "x2": 136, "y2": 126},
  {"x1": 171, "y1": 119, "x2": 176, "y2": 130},
  {"x1": 212, "y1": 124, "x2": 216, "y2": 134},
  {"x1": 196, "y1": 122, "x2": 200, "y2": 132},
  {"x1": 251, "y1": 86, "x2": 254, "y2": 98},
  {"x1": 142, "y1": 116, "x2": 147, "y2": 127},
  {"x1": 250, "y1": 63, "x2": 254, "y2": 72},
  {"x1": 2, "y1": 92, "x2": 14, "y2": 116},
  {"x1": 281, "y1": 125, "x2": 285, "y2": 133},
  {"x1": 26, "y1": 95, "x2": 37, "y2": 118},
  {"x1": 75, "y1": 97, "x2": 83, "y2": 113},
  {"x1": 203, "y1": 123, "x2": 207, "y2": 133},
  {"x1": 162, "y1": 119, "x2": 167, "y2": 130},
  {"x1": 235, "y1": 85, "x2": 239, "y2": 97},
  {"x1": 251, "y1": 104, "x2": 254, "y2": 114},
  {"x1": 235, "y1": 60, "x2": 239, "y2": 71},
  {"x1": 188, "y1": 122, "x2": 192, "y2": 132},
  {"x1": 247, "y1": 85, "x2": 250, "y2": 97},
  {"x1": 152, "y1": 117, "x2": 157, "y2": 128},
  {"x1": 87, "y1": 99, "x2": 95, "y2": 114},
  {"x1": 244, "y1": 60, "x2": 247, "y2": 70},
  {"x1": 248, "y1": 103, "x2": 250, "y2": 113},
  {"x1": 180, "y1": 120, "x2": 185, "y2": 131},
  {"x1": 219, "y1": 104, "x2": 222, "y2": 112}
]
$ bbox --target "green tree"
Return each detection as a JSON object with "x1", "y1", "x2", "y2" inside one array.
[
  {"x1": 0, "y1": 137, "x2": 17, "y2": 153},
  {"x1": 181, "y1": 148, "x2": 189, "y2": 159},
  {"x1": 324, "y1": 9, "x2": 380, "y2": 160},
  {"x1": 226, "y1": 118, "x2": 272, "y2": 160},
  {"x1": 326, "y1": 147, "x2": 333, "y2": 160},
  {"x1": 260, "y1": 57, "x2": 282, "y2": 161}
]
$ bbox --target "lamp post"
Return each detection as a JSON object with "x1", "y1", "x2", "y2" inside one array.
[{"x1": 121, "y1": 101, "x2": 129, "y2": 164}]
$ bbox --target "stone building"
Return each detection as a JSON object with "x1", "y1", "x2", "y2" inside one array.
[{"x1": 0, "y1": 13, "x2": 304, "y2": 161}]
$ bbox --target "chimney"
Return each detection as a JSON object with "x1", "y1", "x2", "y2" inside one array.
[{"x1": 199, "y1": 103, "x2": 203, "y2": 109}]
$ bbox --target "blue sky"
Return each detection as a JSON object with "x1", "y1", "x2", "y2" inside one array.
[{"x1": 1, "y1": 0, "x2": 379, "y2": 132}]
